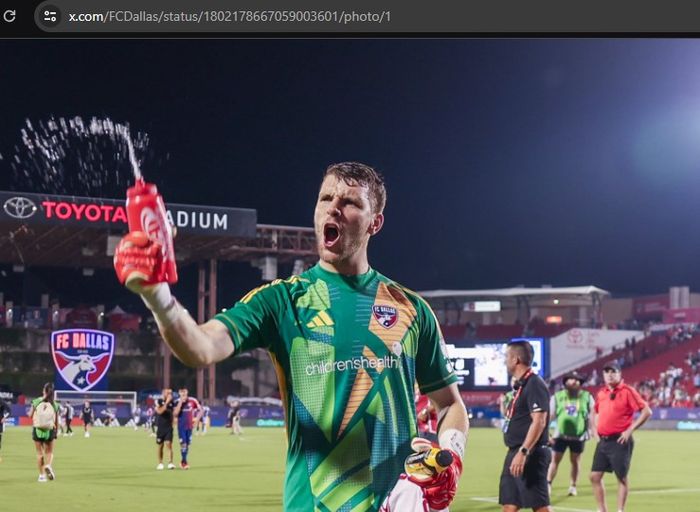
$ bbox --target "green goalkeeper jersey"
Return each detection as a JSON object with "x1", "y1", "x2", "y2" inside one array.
[{"x1": 215, "y1": 263, "x2": 457, "y2": 512}]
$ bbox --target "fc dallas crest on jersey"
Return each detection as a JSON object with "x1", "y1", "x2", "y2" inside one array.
[
  {"x1": 372, "y1": 305, "x2": 398, "y2": 329},
  {"x1": 51, "y1": 329, "x2": 115, "y2": 391}
]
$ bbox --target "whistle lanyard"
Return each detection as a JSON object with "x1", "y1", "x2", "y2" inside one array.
[{"x1": 506, "y1": 369, "x2": 533, "y2": 421}]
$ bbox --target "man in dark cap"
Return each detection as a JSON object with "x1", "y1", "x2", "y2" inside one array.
[
  {"x1": 547, "y1": 371, "x2": 595, "y2": 497},
  {"x1": 589, "y1": 362, "x2": 652, "y2": 512}
]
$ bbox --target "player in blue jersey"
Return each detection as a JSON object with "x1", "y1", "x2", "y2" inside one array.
[{"x1": 174, "y1": 388, "x2": 202, "y2": 469}]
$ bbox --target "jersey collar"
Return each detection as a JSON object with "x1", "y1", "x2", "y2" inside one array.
[{"x1": 312, "y1": 262, "x2": 377, "y2": 290}]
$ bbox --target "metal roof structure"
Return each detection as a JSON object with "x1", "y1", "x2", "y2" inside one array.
[
  {"x1": 420, "y1": 286, "x2": 610, "y2": 307},
  {"x1": 0, "y1": 190, "x2": 318, "y2": 268},
  {"x1": 0, "y1": 189, "x2": 318, "y2": 402}
]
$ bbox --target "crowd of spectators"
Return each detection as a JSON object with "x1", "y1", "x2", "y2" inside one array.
[{"x1": 635, "y1": 357, "x2": 700, "y2": 408}]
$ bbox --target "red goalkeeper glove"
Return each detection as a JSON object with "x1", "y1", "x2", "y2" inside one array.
[
  {"x1": 406, "y1": 438, "x2": 462, "y2": 511},
  {"x1": 114, "y1": 231, "x2": 168, "y2": 289},
  {"x1": 114, "y1": 232, "x2": 178, "y2": 322}
]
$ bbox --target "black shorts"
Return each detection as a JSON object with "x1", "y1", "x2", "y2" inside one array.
[
  {"x1": 156, "y1": 428, "x2": 173, "y2": 445},
  {"x1": 32, "y1": 428, "x2": 56, "y2": 443},
  {"x1": 552, "y1": 438, "x2": 585, "y2": 454},
  {"x1": 499, "y1": 446, "x2": 551, "y2": 509},
  {"x1": 591, "y1": 436, "x2": 634, "y2": 479},
  {"x1": 82, "y1": 416, "x2": 93, "y2": 425}
]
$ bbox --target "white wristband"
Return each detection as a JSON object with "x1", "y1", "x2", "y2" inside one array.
[
  {"x1": 140, "y1": 283, "x2": 182, "y2": 329},
  {"x1": 439, "y1": 428, "x2": 466, "y2": 460}
]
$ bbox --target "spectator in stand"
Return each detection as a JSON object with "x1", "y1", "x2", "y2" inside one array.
[
  {"x1": 693, "y1": 372, "x2": 700, "y2": 389},
  {"x1": 640, "y1": 346, "x2": 649, "y2": 361},
  {"x1": 693, "y1": 391, "x2": 700, "y2": 407},
  {"x1": 588, "y1": 369, "x2": 599, "y2": 387},
  {"x1": 590, "y1": 362, "x2": 652, "y2": 512}
]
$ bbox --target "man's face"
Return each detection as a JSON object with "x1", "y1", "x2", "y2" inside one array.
[
  {"x1": 505, "y1": 347, "x2": 518, "y2": 375},
  {"x1": 179, "y1": 389, "x2": 188, "y2": 399},
  {"x1": 603, "y1": 368, "x2": 621, "y2": 386},
  {"x1": 314, "y1": 174, "x2": 383, "y2": 267},
  {"x1": 565, "y1": 378, "x2": 580, "y2": 391}
]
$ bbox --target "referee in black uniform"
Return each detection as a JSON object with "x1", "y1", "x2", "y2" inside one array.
[{"x1": 499, "y1": 340, "x2": 552, "y2": 512}]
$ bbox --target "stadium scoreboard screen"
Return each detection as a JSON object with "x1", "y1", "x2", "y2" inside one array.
[{"x1": 445, "y1": 337, "x2": 548, "y2": 391}]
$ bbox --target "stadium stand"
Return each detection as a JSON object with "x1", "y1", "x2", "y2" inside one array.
[
  {"x1": 529, "y1": 322, "x2": 572, "y2": 338},
  {"x1": 440, "y1": 324, "x2": 468, "y2": 342},
  {"x1": 475, "y1": 324, "x2": 524, "y2": 340},
  {"x1": 572, "y1": 328, "x2": 700, "y2": 407}
]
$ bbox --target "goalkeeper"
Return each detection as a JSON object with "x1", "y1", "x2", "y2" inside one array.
[{"x1": 115, "y1": 162, "x2": 469, "y2": 511}]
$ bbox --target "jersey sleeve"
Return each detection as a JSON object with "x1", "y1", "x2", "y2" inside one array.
[
  {"x1": 214, "y1": 281, "x2": 286, "y2": 354},
  {"x1": 525, "y1": 378, "x2": 549, "y2": 414},
  {"x1": 413, "y1": 297, "x2": 458, "y2": 394},
  {"x1": 626, "y1": 385, "x2": 648, "y2": 411}
]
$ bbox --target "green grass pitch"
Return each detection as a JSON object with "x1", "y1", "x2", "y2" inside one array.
[{"x1": 1, "y1": 427, "x2": 698, "y2": 511}]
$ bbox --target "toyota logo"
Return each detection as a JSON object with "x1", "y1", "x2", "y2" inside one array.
[{"x1": 3, "y1": 197, "x2": 38, "y2": 219}]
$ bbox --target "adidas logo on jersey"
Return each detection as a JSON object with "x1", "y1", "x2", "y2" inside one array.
[{"x1": 306, "y1": 311, "x2": 334, "y2": 329}]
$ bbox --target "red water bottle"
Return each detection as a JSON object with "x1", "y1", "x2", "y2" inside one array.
[{"x1": 125, "y1": 178, "x2": 178, "y2": 284}]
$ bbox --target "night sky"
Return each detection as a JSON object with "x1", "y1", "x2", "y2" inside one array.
[{"x1": 2, "y1": 39, "x2": 700, "y2": 310}]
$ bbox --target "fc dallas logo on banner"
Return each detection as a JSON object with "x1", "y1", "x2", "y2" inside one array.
[
  {"x1": 51, "y1": 329, "x2": 115, "y2": 391},
  {"x1": 372, "y1": 305, "x2": 398, "y2": 329}
]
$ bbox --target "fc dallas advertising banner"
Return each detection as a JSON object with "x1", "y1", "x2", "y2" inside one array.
[
  {"x1": 0, "y1": 190, "x2": 256, "y2": 237},
  {"x1": 51, "y1": 329, "x2": 115, "y2": 392}
]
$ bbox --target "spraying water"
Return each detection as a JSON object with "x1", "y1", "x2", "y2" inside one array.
[
  {"x1": 7, "y1": 116, "x2": 160, "y2": 196},
  {"x1": 88, "y1": 117, "x2": 142, "y2": 181}
]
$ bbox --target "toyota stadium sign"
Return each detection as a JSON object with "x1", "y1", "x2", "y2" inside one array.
[
  {"x1": 3, "y1": 196, "x2": 39, "y2": 219},
  {"x1": 0, "y1": 190, "x2": 256, "y2": 237}
]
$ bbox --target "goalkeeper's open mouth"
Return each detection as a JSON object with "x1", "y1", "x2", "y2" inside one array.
[{"x1": 323, "y1": 223, "x2": 341, "y2": 248}]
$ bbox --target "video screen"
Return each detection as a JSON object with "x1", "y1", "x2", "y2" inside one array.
[{"x1": 446, "y1": 338, "x2": 546, "y2": 390}]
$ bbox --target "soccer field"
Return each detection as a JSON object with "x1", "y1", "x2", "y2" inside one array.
[{"x1": 1, "y1": 427, "x2": 698, "y2": 511}]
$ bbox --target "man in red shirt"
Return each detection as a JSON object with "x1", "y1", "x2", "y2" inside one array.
[{"x1": 589, "y1": 362, "x2": 652, "y2": 512}]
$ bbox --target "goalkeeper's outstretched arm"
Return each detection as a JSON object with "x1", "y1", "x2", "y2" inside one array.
[
  {"x1": 114, "y1": 231, "x2": 235, "y2": 368},
  {"x1": 144, "y1": 285, "x2": 234, "y2": 367}
]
